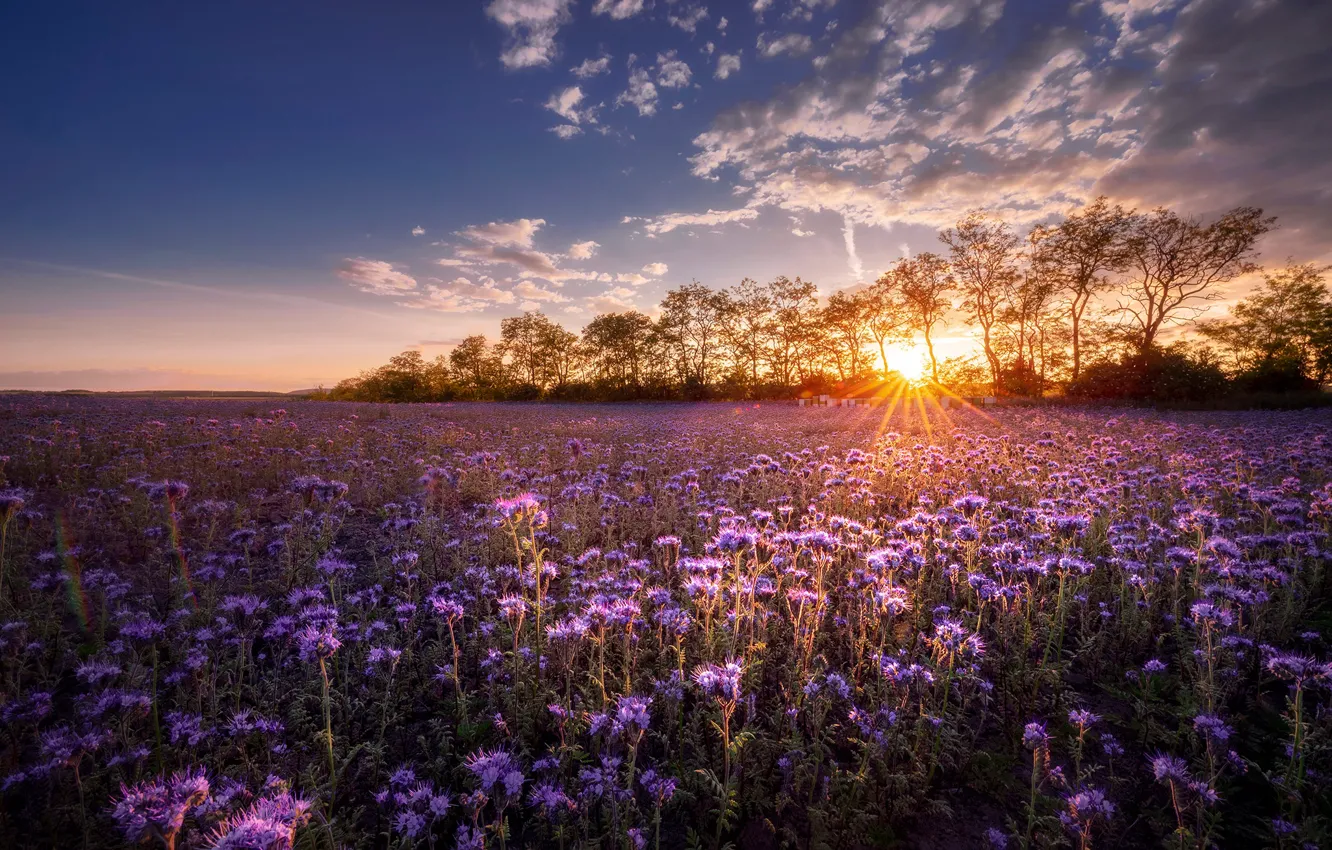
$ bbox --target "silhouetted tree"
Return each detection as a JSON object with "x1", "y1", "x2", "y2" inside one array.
[
  {"x1": 1119, "y1": 206, "x2": 1275, "y2": 354},
  {"x1": 765, "y1": 276, "x2": 820, "y2": 386},
  {"x1": 1200, "y1": 261, "x2": 1332, "y2": 386},
  {"x1": 450, "y1": 334, "x2": 503, "y2": 397},
  {"x1": 863, "y1": 269, "x2": 913, "y2": 377},
  {"x1": 718, "y1": 278, "x2": 773, "y2": 393},
  {"x1": 582, "y1": 311, "x2": 652, "y2": 391},
  {"x1": 822, "y1": 290, "x2": 872, "y2": 381},
  {"x1": 941, "y1": 211, "x2": 1020, "y2": 392},
  {"x1": 898, "y1": 253, "x2": 954, "y2": 384},
  {"x1": 1030, "y1": 197, "x2": 1134, "y2": 381},
  {"x1": 658, "y1": 282, "x2": 726, "y2": 387}
]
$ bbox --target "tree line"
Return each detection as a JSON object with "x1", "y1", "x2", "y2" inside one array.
[{"x1": 319, "y1": 200, "x2": 1332, "y2": 404}]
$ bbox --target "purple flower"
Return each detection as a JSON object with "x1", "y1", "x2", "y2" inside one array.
[
  {"x1": 614, "y1": 694, "x2": 652, "y2": 738},
  {"x1": 693, "y1": 659, "x2": 744, "y2": 703},
  {"x1": 465, "y1": 748, "x2": 524, "y2": 800},
  {"x1": 527, "y1": 783, "x2": 574, "y2": 817},
  {"x1": 207, "y1": 791, "x2": 312, "y2": 850},
  {"x1": 110, "y1": 768, "x2": 210, "y2": 846},
  {"x1": 1068, "y1": 709, "x2": 1100, "y2": 730},
  {"x1": 295, "y1": 624, "x2": 340, "y2": 662},
  {"x1": 1061, "y1": 786, "x2": 1114, "y2": 831},
  {"x1": 1023, "y1": 721, "x2": 1049, "y2": 750},
  {"x1": 495, "y1": 493, "x2": 542, "y2": 520},
  {"x1": 640, "y1": 769, "x2": 677, "y2": 805},
  {"x1": 1193, "y1": 713, "x2": 1232, "y2": 742},
  {"x1": 1149, "y1": 753, "x2": 1190, "y2": 782}
]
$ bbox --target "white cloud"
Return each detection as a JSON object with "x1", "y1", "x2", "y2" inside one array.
[
  {"x1": 432, "y1": 277, "x2": 516, "y2": 303},
  {"x1": 715, "y1": 52, "x2": 742, "y2": 79},
  {"x1": 668, "y1": 4, "x2": 710, "y2": 33},
  {"x1": 406, "y1": 276, "x2": 520, "y2": 313},
  {"x1": 656, "y1": 51, "x2": 693, "y2": 88},
  {"x1": 550, "y1": 124, "x2": 583, "y2": 139},
  {"x1": 616, "y1": 272, "x2": 652, "y2": 286},
  {"x1": 642, "y1": 262, "x2": 669, "y2": 276},
  {"x1": 569, "y1": 240, "x2": 600, "y2": 259},
  {"x1": 626, "y1": 207, "x2": 761, "y2": 235},
  {"x1": 514, "y1": 280, "x2": 569, "y2": 302},
  {"x1": 438, "y1": 217, "x2": 623, "y2": 286},
  {"x1": 546, "y1": 85, "x2": 596, "y2": 125},
  {"x1": 616, "y1": 65, "x2": 659, "y2": 116},
  {"x1": 718, "y1": 16, "x2": 729, "y2": 32},
  {"x1": 484, "y1": 0, "x2": 575, "y2": 69},
  {"x1": 338, "y1": 258, "x2": 417, "y2": 296},
  {"x1": 411, "y1": 226, "x2": 425, "y2": 236},
  {"x1": 584, "y1": 286, "x2": 639, "y2": 312},
  {"x1": 591, "y1": 0, "x2": 646, "y2": 19},
  {"x1": 571, "y1": 55, "x2": 612, "y2": 78},
  {"x1": 757, "y1": 32, "x2": 813, "y2": 57},
  {"x1": 459, "y1": 218, "x2": 545, "y2": 249},
  {"x1": 841, "y1": 215, "x2": 863, "y2": 280}
]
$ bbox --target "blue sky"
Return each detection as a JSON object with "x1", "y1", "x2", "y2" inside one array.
[{"x1": 2, "y1": 0, "x2": 1329, "y2": 390}]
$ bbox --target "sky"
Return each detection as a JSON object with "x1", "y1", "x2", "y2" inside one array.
[{"x1": 1, "y1": 0, "x2": 1329, "y2": 391}]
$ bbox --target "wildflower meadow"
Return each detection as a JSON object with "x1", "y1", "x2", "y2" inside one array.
[{"x1": 1, "y1": 397, "x2": 1330, "y2": 849}]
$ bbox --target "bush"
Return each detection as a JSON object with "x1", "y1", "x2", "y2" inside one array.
[
  {"x1": 1234, "y1": 356, "x2": 1319, "y2": 395},
  {"x1": 1067, "y1": 346, "x2": 1230, "y2": 403}
]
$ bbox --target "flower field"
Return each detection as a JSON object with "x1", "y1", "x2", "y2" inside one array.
[{"x1": 1, "y1": 397, "x2": 1331, "y2": 849}]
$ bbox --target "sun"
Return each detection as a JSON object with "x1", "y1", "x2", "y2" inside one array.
[{"x1": 882, "y1": 344, "x2": 928, "y2": 384}]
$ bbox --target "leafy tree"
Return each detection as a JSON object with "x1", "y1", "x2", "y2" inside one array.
[
  {"x1": 1199, "y1": 261, "x2": 1332, "y2": 386},
  {"x1": 541, "y1": 321, "x2": 582, "y2": 391},
  {"x1": 658, "y1": 282, "x2": 727, "y2": 387},
  {"x1": 581, "y1": 312, "x2": 648, "y2": 389},
  {"x1": 1068, "y1": 343, "x2": 1230, "y2": 403},
  {"x1": 718, "y1": 278, "x2": 774, "y2": 393},
  {"x1": 449, "y1": 335, "x2": 504, "y2": 397},
  {"x1": 862, "y1": 269, "x2": 913, "y2": 377},
  {"x1": 765, "y1": 276, "x2": 821, "y2": 386},
  {"x1": 1030, "y1": 197, "x2": 1134, "y2": 381},
  {"x1": 821, "y1": 291, "x2": 873, "y2": 382},
  {"x1": 996, "y1": 268, "x2": 1060, "y2": 396},
  {"x1": 898, "y1": 253, "x2": 954, "y2": 384},
  {"x1": 941, "y1": 211, "x2": 1021, "y2": 392}
]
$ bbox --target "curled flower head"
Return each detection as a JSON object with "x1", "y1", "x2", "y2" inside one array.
[
  {"x1": 465, "y1": 748, "x2": 524, "y2": 800},
  {"x1": 1149, "y1": 753, "x2": 1190, "y2": 783},
  {"x1": 110, "y1": 768, "x2": 210, "y2": 845},
  {"x1": 693, "y1": 659, "x2": 744, "y2": 703},
  {"x1": 1061, "y1": 786, "x2": 1114, "y2": 831},
  {"x1": 1068, "y1": 709, "x2": 1100, "y2": 730},
  {"x1": 0, "y1": 488, "x2": 27, "y2": 518},
  {"x1": 614, "y1": 694, "x2": 652, "y2": 738},
  {"x1": 208, "y1": 791, "x2": 312, "y2": 850},
  {"x1": 1193, "y1": 713, "x2": 1232, "y2": 742},
  {"x1": 295, "y1": 625, "x2": 340, "y2": 662},
  {"x1": 640, "y1": 769, "x2": 677, "y2": 805},
  {"x1": 1023, "y1": 721, "x2": 1049, "y2": 750},
  {"x1": 1265, "y1": 652, "x2": 1325, "y2": 685},
  {"x1": 495, "y1": 493, "x2": 542, "y2": 521}
]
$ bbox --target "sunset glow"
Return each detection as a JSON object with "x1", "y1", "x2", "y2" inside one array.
[
  {"x1": 1, "y1": 1, "x2": 1328, "y2": 390},
  {"x1": 881, "y1": 344, "x2": 928, "y2": 385},
  {"x1": 3, "y1": 3, "x2": 1332, "y2": 845}
]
